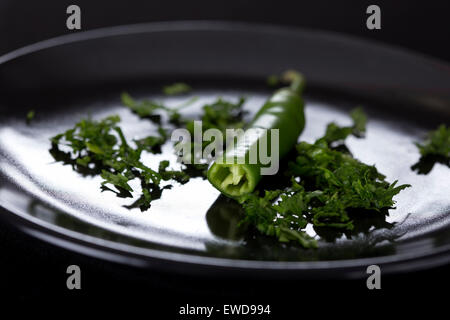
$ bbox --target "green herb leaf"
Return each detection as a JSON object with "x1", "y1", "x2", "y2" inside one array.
[
  {"x1": 121, "y1": 92, "x2": 165, "y2": 119},
  {"x1": 350, "y1": 107, "x2": 367, "y2": 137},
  {"x1": 26, "y1": 110, "x2": 35, "y2": 124},
  {"x1": 158, "y1": 160, "x2": 190, "y2": 184},
  {"x1": 416, "y1": 124, "x2": 450, "y2": 158},
  {"x1": 163, "y1": 83, "x2": 192, "y2": 95},
  {"x1": 321, "y1": 108, "x2": 367, "y2": 145},
  {"x1": 412, "y1": 124, "x2": 450, "y2": 174},
  {"x1": 266, "y1": 75, "x2": 279, "y2": 87},
  {"x1": 100, "y1": 170, "x2": 133, "y2": 192}
]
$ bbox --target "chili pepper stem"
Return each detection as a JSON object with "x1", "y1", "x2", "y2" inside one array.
[{"x1": 281, "y1": 70, "x2": 305, "y2": 95}]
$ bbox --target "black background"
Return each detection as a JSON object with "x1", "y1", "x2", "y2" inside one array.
[
  {"x1": 0, "y1": 0, "x2": 449, "y2": 314},
  {"x1": 0, "y1": 0, "x2": 449, "y2": 62}
]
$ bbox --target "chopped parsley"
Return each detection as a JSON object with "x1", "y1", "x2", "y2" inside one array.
[
  {"x1": 26, "y1": 110, "x2": 35, "y2": 124},
  {"x1": 50, "y1": 90, "x2": 248, "y2": 210},
  {"x1": 121, "y1": 92, "x2": 197, "y2": 125},
  {"x1": 321, "y1": 107, "x2": 367, "y2": 144},
  {"x1": 185, "y1": 96, "x2": 246, "y2": 135},
  {"x1": 122, "y1": 92, "x2": 247, "y2": 178},
  {"x1": 50, "y1": 115, "x2": 188, "y2": 211},
  {"x1": 121, "y1": 92, "x2": 167, "y2": 123},
  {"x1": 412, "y1": 124, "x2": 450, "y2": 174},
  {"x1": 239, "y1": 183, "x2": 318, "y2": 248},
  {"x1": 266, "y1": 75, "x2": 280, "y2": 87},
  {"x1": 415, "y1": 124, "x2": 450, "y2": 158},
  {"x1": 163, "y1": 82, "x2": 192, "y2": 95},
  {"x1": 239, "y1": 109, "x2": 410, "y2": 248}
]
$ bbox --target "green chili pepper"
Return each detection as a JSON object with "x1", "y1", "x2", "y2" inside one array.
[{"x1": 207, "y1": 71, "x2": 306, "y2": 198}]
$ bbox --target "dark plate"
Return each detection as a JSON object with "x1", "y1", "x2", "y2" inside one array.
[{"x1": 0, "y1": 21, "x2": 449, "y2": 279}]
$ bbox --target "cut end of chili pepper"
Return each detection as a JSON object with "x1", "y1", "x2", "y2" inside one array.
[{"x1": 207, "y1": 163, "x2": 257, "y2": 198}]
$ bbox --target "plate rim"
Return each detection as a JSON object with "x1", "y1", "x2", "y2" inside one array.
[{"x1": 2, "y1": 198, "x2": 450, "y2": 278}]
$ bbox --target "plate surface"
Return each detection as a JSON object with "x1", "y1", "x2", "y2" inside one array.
[{"x1": 0, "y1": 21, "x2": 449, "y2": 278}]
